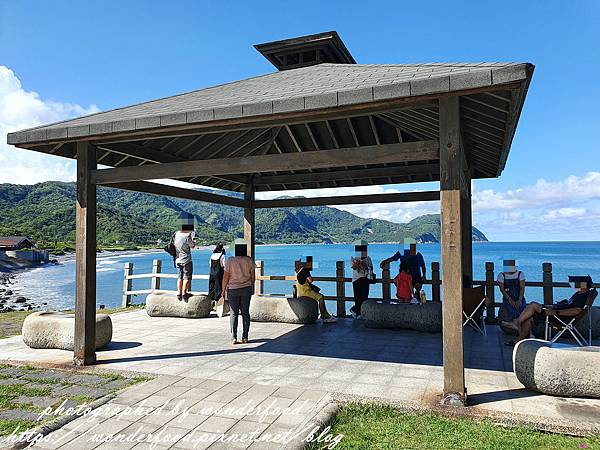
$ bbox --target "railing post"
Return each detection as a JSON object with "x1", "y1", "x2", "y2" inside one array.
[
  {"x1": 255, "y1": 260, "x2": 264, "y2": 295},
  {"x1": 431, "y1": 262, "x2": 440, "y2": 302},
  {"x1": 336, "y1": 261, "x2": 346, "y2": 317},
  {"x1": 151, "y1": 259, "x2": 162, "y2": 292},
  {"x1": 543, "y1": 262, "x2": 553, "y2": 305},
  {"x1": 382, "y1": 261, "x2": 391, "y2": 301},
  {"x1": 485, "y1": 262, "x2": 496, "y2": 322},
  {"x1": 122, "y1": 262, "x2": 133, "y2": 307}
]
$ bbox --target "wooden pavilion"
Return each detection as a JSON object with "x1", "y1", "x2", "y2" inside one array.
[{"x1": 7, "y1": 31, "x2": 533, "y2": 404}]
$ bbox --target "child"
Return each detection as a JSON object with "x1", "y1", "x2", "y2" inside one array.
[{"x1": 394, "y1": 260, "x2": 413, "y2": 302}]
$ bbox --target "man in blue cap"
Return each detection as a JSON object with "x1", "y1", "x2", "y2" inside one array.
[
  {"x1": 380, "y1": 239, "x2": 426, "y2": 298},
  {"x1": 174, "y1": 212, "x2": 196, "y2": 300}
]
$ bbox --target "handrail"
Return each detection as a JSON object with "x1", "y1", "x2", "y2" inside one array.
[{"x1": 121, "y1": 258, "x2": 598, "y2": 318}]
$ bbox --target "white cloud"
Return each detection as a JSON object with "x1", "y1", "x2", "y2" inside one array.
[
  {"x1": 472, "y1": 172, "x2": 600, "y2": 212},
  {"x1": 0, "y1": 66, "x2": 99, "y2": 184},
  {"x1": 542, "y1": 207, "x2": 586, "y2": 221}
]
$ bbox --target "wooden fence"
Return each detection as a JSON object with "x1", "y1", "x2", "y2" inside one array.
[{"x1": 122, "y1": 258, "x2": 598, "y2": 320}]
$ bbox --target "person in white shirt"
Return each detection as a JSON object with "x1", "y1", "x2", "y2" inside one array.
[{"x1": 174, "y1": 214, "x2": 196, "y2": 300}]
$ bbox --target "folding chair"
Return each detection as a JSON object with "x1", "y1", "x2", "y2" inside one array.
[
  {"x1": 462, "y1": 285, "x2": 488, "y2": 335},
  {"x1": 545, "y1": 288, "x2": 597, "y2": 346}
]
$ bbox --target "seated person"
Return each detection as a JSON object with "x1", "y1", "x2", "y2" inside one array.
[
  {"x1": 497, "y1": 259, "x2": 527, "y2": 326},
  {"x1": 295, "y1": 263, "x2": 337, "y2": 323},
  {"x1": 393, "y1": 260, "x2": 414, "y2": 303},
  {"x1": 502, "y1": 275, "x2": 593, "y2": 345}
]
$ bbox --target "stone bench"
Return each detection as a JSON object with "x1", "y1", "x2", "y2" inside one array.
[
  {"x1": 362, "y1": 300, "x2": 442, "y2": 332},
  {"x1": 250, "y1": 295, "x2": 318, "y2": 324},
  {"x1": 146, "y1": 293, "x2": 212, "y2": 318},
  {"x1": 22, "y1": 311, "x2": 112, "y2": 351},
  {"x1": 513, "y1": 339, "x2": 600, "y2": 398}
]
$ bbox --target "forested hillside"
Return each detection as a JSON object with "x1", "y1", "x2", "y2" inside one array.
[{"x1": 0, "y1": 182, "x2": 487, "y2": 247}]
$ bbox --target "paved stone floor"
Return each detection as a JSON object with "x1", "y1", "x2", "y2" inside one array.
[{"x1": 0, "y1": 310, "x2": 598, "y2": 449}]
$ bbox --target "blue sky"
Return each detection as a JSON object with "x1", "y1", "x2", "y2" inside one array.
[{"x1": 1, "y1": 1, "x2": 599, "y2": 241}]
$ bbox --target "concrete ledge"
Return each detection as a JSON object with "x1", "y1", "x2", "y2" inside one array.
[
  {"x1": 513, "y1": 339, "x2": 600, "y2": 398},
  {"x1": 22, "y1": 312, "x2": 112, "y2": 351},
  {"x1": 250, "y1": 295, "x2": 318, "y2": 324},
  {"x1": 145, "y1": 293, "x2": 212, "y2": 318},
  {"x1": 362, "y1": 300, "x2": 442, "y2": 332}
]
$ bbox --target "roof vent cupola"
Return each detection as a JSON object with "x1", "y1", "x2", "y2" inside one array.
[{"x1": 254, "y1": 31, "x2": 356, "y2": 71}]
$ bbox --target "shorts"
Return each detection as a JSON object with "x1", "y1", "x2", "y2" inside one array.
[
  {"x1": 177, "y1": 261, "x2": 193, "y2": 280},
  {"x1": 411, "y1": 274, "x2": 423, "y2": 286}
]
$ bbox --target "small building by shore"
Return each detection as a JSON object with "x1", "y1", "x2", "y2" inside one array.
[{"x1": 0, "y1": 236, "x2": 49, "y2": 264}]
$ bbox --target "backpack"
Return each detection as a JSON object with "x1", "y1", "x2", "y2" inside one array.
[{"x1": 163, "y1": 232, "x2": 177, "y2": 267}]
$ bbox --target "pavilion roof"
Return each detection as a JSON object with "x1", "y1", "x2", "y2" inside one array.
[
  {"x1": 9, "y1": 62, "x2": 530, "y2": 144},
  {"x1": 7, "y1": 61, "x2": 534, "y2": 192}
]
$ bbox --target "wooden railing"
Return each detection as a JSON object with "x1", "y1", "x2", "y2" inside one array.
[{"x1": 122, "y1": 259, "x2": 598, "y2": 320}]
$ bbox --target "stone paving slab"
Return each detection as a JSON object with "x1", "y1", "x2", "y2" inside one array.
[{"x1": 1, "y1": 310, "x2": 599, "y2": 449}]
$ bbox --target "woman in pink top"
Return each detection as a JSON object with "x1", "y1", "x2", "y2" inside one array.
[{"x1": 222, "y1": 241, "x2": 255, "y2": 344}]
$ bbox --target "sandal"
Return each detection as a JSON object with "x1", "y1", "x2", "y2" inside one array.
[
  {"x1": 232, "y1": 339, "x2": 240, "y2": 345},
  {"x1": 241, "y1": 338, "x2": 248, "y2": 344}
]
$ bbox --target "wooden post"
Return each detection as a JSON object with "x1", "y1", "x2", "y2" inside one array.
[
  {"x1": 439, "y1": 96, "x2": 466, "y2": 404},
  {"x1": 485, "y1": 262, "x2": 496, "y2": 322},
  {"x1": 542, "y1": 263, "x2": 553, "y2": 305},
  {"x1": 336, "y1": 261, "x2": 346, "y2": 317},
  {"x1": 382, "y1": 261, "x2": 391, "y2": 301},
  {"x1": 431, "y1": 262, "x2": 441, "y2": 302},
  {"x1": 255, "y1": 260, "x2": 264, "y2": 295},
  {"x1": 122, "y1": 262, "x2": 133, "y2": 307},
  {"x1": 244, "y1": 184, "x2": 255, "y2": 260},
  {"x1": 151, "y1": 259, "x2": 162, "y2": 291},
  {"x1": 461, "y1": 180, "x2": 473, "y2": 288},
  {"x1": 74, "y1": 141, "x2": 97, "y2": 366}
]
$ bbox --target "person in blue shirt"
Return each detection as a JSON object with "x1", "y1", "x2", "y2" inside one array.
[{"x1": 380, "y1": 242, "x2": 426, "y2": 298}]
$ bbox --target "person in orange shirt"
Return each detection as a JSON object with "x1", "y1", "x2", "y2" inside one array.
[{"x1": 393, "y1": 260, "x2": 414, "y2": 302}]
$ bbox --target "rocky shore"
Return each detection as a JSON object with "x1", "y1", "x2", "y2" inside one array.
[{"x1": 0, "y1": 272, "x2": 46, "y2": 313}]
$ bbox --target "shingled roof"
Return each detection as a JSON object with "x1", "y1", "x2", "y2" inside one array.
[
  {"x1": 7, "y1": 62, "x2": 531, "y2": 146},
  {"x1": 6, "y1": 29, "x2": 534, "y2": 193}
]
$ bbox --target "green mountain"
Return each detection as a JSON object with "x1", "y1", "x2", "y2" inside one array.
[{"x1": 0, "y1": 181, "x2": 487, "y2": 246}]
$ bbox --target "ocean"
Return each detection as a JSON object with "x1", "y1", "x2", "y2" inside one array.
[{"x1": 11, "y1": 242, "x2": 600, "y2": 312}]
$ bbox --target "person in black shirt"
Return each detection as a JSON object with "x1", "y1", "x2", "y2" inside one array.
[{"x1": 503, "y1": 275, "x2": 593, "y2": 344}]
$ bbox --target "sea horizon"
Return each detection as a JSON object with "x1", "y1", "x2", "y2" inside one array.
[{"x1": 4, "y1": 241, "x2": 599, "y2": 312}]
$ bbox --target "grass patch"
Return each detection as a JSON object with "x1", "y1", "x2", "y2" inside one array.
[
  {"x1": 0, "y1": 305, "x2": 144, "y2": 340},
  {"x1": 0, "y1": 383, "x2": 51, "y2": 413},
  {"x1": 312, "y1": 403, "x2": 600, "y2": 450},
  {"x1": 0, "y1": 419, "x2": 39, "y2": 436},
  {"x1": 65, "y1": 395, "x2": 96, "y2": 405},
  {"x1": 0, "y1": 364, "x2": 153, "y2": 437},
  {"x1": 0, "y1": 310, "x2": 35, "y2": 339}
]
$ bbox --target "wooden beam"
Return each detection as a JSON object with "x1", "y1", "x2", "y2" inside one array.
[
  {"x1": 255, "y1": 190, "x2": 439, "y2": 208},
  {"x1": 101, "y1": 180, "x2": 248, "y2": 208},
  {"x1": 74, "y1": 142, "x2": 97, "y2": 366},
  {"x1": 255, "y1": 163, "x2": 440, "y2": 186},
  {"x1": 439, "y1": 96, "x2": 466, "y2": 404},
  {"x1": 97, "y1": 142, "x2": 185, "y2": 164},
  {"x1": 91, "y1": 140, "x2": 440, "y2": 185},
  {"x1": 244, "y1": 184, "x2": 255, "y2": 259}
]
